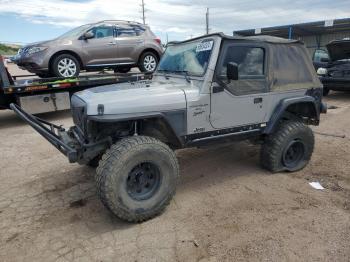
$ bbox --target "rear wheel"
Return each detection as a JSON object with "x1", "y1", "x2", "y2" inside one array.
[
  {"x1": 96, "y1": 136, "x2": 179, "y2": 222},
  {"x1": 261, "y1": 120, "x2": 314, "y2": 173},
  {"x1": 52, "y1": 54, "x2": 80, "y2": 78},
  {"x1": 138, "y1": 52, "x2": 158, "y2": 73}
]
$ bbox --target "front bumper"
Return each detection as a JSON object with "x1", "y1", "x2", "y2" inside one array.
[
  {"x1": 10, "y1": 103, "x2": 111, "y2": 164},
  {"x1": 10, "y1": 103, "x2": 78, "y2": 162},
  {"x1": 13, "y1": 52, "x2": 49, "y2": 73}
]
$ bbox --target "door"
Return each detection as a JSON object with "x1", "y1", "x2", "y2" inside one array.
[
  {"x1": 81, "y1": 25, "x2": 118, "y2": 66},
  {"x1": 115, "y1": 26, "x2": 145, "y2": 63},
  {"x1": 210, "y1": 43, "x2": 268, "y2": 129}
]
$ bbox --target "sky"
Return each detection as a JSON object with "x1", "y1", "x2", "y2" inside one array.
[{"x1": 0, "y1": 0, "x2": 349, "y2": 45}]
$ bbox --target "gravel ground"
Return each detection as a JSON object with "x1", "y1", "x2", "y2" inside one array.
[{"x1": 0, "y1": 66, "x2": 349, "y2": 262}]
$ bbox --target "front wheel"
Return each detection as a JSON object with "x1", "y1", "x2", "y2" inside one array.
[
  {"x1": 261, "y1": 120, "x2": 314, "y2": 173},
  {"x1": 138, "y1": 52, "x2": 158, "y2": 73},
  {"x1": 96, "y1": 136, "x2": 179, "y2": 222},
  {"x1": 52, "y1": 54, "x2": 80, "y2": 78}
]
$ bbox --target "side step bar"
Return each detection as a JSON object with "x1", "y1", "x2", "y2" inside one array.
[{"x1": 10, "y1": 103, "x2": 78, "y2": 162}]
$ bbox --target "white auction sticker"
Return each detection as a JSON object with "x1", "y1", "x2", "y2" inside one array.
[{"x1": 196, "y1": 40, "x2": 214, "y2": 52}]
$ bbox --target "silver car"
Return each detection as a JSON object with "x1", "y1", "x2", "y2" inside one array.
[{"x1": 14, "y1": 20, "x2": 163, "y2": 78}]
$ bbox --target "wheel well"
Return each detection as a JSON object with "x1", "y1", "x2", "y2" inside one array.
[
  {"x1": 139, "y1": 118, "x2": 182, "y2": 149},
  {"x1": 49, "y1": 51, "x2": 83, "y2": 72},
  {"x1": 89, "y1": 117, "x2": 182, "y2": 149},
  {"x1": 139, "y1": 49, "x2": 160, "y2": 63},
  {"x1": 284, "y1": 102, "x2": 318, "y2": 121}
]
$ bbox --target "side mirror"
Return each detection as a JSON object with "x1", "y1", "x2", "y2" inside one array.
[
  {"x1": 320, "y1": 57, "x2": 330, "y2": 63},
  {"x1": 83, "y1": 32, "x2": 95, "y2": 40},
  {"x1": 227, "y1": 62, "x2": 239, "y2": 81}
]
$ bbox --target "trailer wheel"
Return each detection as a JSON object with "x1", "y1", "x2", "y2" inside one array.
[
  {"x1": 96, "y1": 136, "x2": 179, "y2": 222},
  {"x1": 52, "y1": 54, "x2": 80, "y2": 78}
]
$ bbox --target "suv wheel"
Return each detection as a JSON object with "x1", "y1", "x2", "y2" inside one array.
[
  {"x1": 96, "y1": 136, "x2": 179, "y2": 222},
  {"x1": 52, "y1": 54, "x2": 80, "y2": 78},
  {"x1": 139, "y1": 52, "x2": 158, "y2": 73},
  {"x1": 261, "y1": 120, "x2": 314, "y2": 173}
]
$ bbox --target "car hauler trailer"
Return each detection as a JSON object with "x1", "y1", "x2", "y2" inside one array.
[{"x1": 0, "y1": 55, "x2": 151, "y2": 114}]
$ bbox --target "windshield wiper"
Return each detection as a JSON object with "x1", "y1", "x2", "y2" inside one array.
[{"x1": 168, "y1": 70, "x2": 191, "y2": 83}]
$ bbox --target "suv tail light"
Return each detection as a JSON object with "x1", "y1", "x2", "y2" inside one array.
[{"x1": 155, "y1": 37, "x2": 161, "y2": 45}]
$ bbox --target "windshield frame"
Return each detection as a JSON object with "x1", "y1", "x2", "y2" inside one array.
[{"x1": 157, "y1": 37, "x2": 216, "y2": 78}]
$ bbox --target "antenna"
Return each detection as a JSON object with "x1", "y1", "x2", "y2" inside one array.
[
  {"x1": 141, "y1": 0, "x2": 146, "y2": 24},
  {"x1": 206, "y1": 8, "x2": 209, "y2": 34}
]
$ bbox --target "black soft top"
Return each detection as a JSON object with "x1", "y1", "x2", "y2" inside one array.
[
  {"x1": 169, "y1": 32, "x2": 321, "y2": 91},
  {"x1": 170, "y1": 32, "x2": 302, "y2": 45}
]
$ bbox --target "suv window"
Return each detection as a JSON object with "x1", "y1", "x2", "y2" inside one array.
[
  {"x1": 313, "y1": 49, "x2": 329, "y2": 62},
  {"x1": 117, "y1": 27, "x2": 137, "y2": 37},
  {"x1": 217, "y1": 45, "x2": 266, "y2": 95},
  {"x1": 88, "y1": 26, "x2": 114, "y2": 39}
]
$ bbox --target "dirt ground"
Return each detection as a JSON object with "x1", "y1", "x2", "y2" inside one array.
[{"x1": 0, "y1": 66, "x2": 349, "y2": 262}]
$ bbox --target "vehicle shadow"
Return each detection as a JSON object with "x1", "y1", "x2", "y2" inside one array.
[
  {"x1": 63, "y1": 142, "x2": 266, "y2": 228},
  {"x1": 0, "y1": 109, "x2": 72, "y2": 130}
]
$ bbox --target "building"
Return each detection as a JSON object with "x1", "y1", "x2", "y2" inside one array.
[{"x1": 234, "y1": 18, "x2": 350, "y2": 57}]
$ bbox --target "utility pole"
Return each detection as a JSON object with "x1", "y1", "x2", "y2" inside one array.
[
  {"x1": 206, "y1": 8, "x2": 209, "y2": 34},
  {"x1": 141, "y1": 0, "x2": 146, "y2": 24}
]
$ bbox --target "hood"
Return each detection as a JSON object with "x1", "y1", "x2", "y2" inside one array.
[
  {"x1": 75, "y1": 80, "x2": 188, "y2": 116},
  {"x1": 24, "y1": 40, "x2": 54, "y2": 48},
  {"x1": 326, "y1": 40, "x2": 350, "y2": 61}
]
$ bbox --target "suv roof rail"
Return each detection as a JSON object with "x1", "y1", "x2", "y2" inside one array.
[{"x1": 97, "y1": 20, "x2": 145, "y2": 25}]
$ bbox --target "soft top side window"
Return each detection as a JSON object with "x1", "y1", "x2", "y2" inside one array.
[
  {"x1": 216, "y1": 45, "x2": 266, "y2": 96},
  {"x1": 219, "y1": 46, "x2": 265, "y2": 78}
]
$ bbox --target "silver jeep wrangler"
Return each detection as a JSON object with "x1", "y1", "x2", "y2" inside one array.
[{"x1": 12, "y1": 33, "x2": 327, "y2": 222}]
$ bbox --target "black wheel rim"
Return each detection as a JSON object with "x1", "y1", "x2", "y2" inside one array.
[
  {"x1": 282, "y1": 140, "x2": 305, "y2": 168},
  {"x1": 126, "y1": 162, "x2": 161, "y2": 201}
]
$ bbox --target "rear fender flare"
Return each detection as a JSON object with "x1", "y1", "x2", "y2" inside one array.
[{"x1": 264, "y1": 96, "x2": 318, "y2": 134}]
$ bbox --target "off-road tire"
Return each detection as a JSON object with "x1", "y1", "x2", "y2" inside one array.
[
  {"x1": 138, "y1": 51, "x2": 158, "y2": 73},
  {"x1": 96, "y1": 136, "x2": 179, "y2": 222},
  {"x1": 261, "y1": 120, "x2": 314, "y2": 173},
  {"x1": 52, "y1": 54, "x2": 80, "y2": 78}
]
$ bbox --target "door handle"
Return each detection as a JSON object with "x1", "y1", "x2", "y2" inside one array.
[
  {"x1": 108, "y1": 42, "x2": 117, "y2": 45},
  {"x1": 254, "y1": 97, "x2": 263, "y2": 104}
]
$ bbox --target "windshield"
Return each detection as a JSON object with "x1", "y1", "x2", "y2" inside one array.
[
  {"x1": 58, "y1": 24, "x2": 92, "y2": 39},
  {"x1": 158, "y1": 39, "x2": 214, "y2": 76}
]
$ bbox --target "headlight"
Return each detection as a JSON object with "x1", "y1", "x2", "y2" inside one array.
[
  {"x1": 26, "y1": 46, "x2": 48, "y2": 55},
  {"x1": 317, "y1": 67, "x2": 328, "y2": 76}
]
